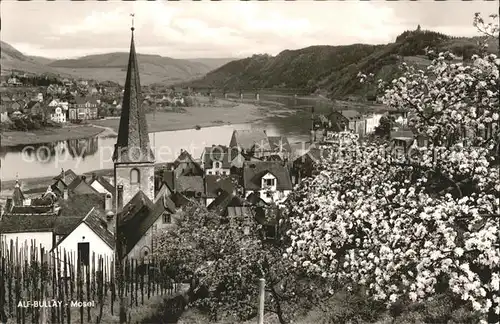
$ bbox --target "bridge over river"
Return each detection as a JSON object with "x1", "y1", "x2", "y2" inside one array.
[{"x1": 188, "y1": 87, "x2": 314, "y2": 99}]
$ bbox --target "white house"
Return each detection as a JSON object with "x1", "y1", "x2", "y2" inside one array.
[
  {"x1": 88, "y1": 174, "x2": 115, "y2": 197},
  {"x1": 50, "y1": 106, "x2": 66, "y2": 123},
  {"x1": 53, "y1": 207, "x2": 114, "y2": 272},
  {"x1": 242, "y1": 161, "x2": 293, "y2": 206},
  {"x1": 0, "y1": 213, "x2": 58, "y2": 261},
  {"x1": 364, "y1": 114, "x2": 383, "y2": 135}
]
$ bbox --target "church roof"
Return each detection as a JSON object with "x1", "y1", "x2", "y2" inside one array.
[{"x1": 113, "y1": 29, "x2": 154, "y2": 164}]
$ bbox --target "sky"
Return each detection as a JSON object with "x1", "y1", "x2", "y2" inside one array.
[{"x1": 2, "y1": 1, "x2": 498, "y2": 60}]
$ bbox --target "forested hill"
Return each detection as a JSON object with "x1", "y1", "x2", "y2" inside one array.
[{"x1": 184, "y1": 29, "x2": 498, "y2": 100}]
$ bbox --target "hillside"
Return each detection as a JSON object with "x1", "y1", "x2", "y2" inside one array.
[
  {"x1": 1, "y1": 41, "x2": 235, "y2": 85},
  {"x1": 185, "y1": 30, "x2": 499, "y2": 99},
  {"x1": 0, "y1": 41, "x2": 72, "y2": 77}
]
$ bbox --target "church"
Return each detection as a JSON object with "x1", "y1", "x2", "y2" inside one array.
[{"x1": 112, "y1": 23, "x2": 179, "y2": 261}]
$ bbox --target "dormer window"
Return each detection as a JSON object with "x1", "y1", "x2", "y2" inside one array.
[{"x1": 265, "y1": 178, "x2": 275, "y2": 187}]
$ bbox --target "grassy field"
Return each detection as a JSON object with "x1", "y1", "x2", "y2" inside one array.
[{"x1": 0, "y1": 125, "x2": 104, "y2": 147}]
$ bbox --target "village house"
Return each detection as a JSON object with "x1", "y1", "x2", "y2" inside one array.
[
  {"x1": 68, "y1": 96, "x2": 98, "y2": 121},
  {"x1": 26, "y1": 100, "x2": 44, "y2": 118},
  {"x1": 53, "y1": 207, "x2": 114, "y2": 269},
  {"x1": 7, "y1": 76, "x2": 22, "y2": 87},
  {"x1": 51, "y1": 169, "x2": 79, "y2": 197},
  {"x1": 87, "y1": 174, "x2": 115, "y2": 197},
  {"x1": 11, "y1": 100, "x2": 24, "y2": 114},
  {"x1": 0, "y1": 214, "x2": 59, "y2": 259},
  {"x1": 201, "y1": 145, "x2": 232, "y2": 176},
  {"x1": 49, "y1": 105, "x2": 66, "y2": 123},
  {"x1": 242, "y1": 161, "x2": 293, "y2": 206},
  {"x1": 266, "y1": 136, "x2": 292, "y2": 161},
  {"x1": 171, "y1": 149, "x2": 204, "y2": 177},
  {"x1": 207, "y1": 191, "x2": 253, "y2": 225},
  {"x1": 291, "y1": 147, "x2": 332, "y2": 184},
  {"x1": 229, "y1": 129, "x2": 271, "y2": 159},
  {"x1": 1, "y1": 96, "x2": 12, "y2": 113},
  {"x1": 0, "y1": 105, "x2": 8, "y2": 122},
  {"x1": 204, "y1": 175, "x2": 237, "y2": 207},
  {"x1": 390, "y1": 130, "x2": 415, "y2": 154},
  {"x1": 0, "y1": 190, "x2": 110, "y2": 260},
  {"x1": 118, "y1": 191, "x2": 177, "y2": 261}
]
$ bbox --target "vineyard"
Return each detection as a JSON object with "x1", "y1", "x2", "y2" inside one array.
[{"x1": 0, "y1": 239, "x2": 183, "y2": 324}]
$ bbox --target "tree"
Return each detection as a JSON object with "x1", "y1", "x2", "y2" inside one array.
[
  {"x1": 374, "y1": 114, "x2": 396, "y2": 138},
  {"x1": 154, "y1": 203, "x2": 329, "y2": 324},
  {"x1": 286, "y1": 13, "x2": 499, "y2": 324}
]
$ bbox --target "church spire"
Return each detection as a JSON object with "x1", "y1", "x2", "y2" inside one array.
[{"x1": 113, "y1": 16, "x2": 154, "y2": 163}]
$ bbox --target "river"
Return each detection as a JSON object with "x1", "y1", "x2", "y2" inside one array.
[{"x1": 1, "y1": 95, "x2": 331, "y2": 181}]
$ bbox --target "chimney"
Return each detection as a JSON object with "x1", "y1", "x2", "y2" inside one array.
[
  {"x1": 105, "y1": 211, "x2": 115, "y2": 234},
  {"x1": 117, "y1": 185, "x2": 124, "y2": 212},
  {"x1": 105, "y1": 193, "x2": 112, "y2": 211},
  {"x1": 63, "y1": 188, "x2": 69, "y2": 200}
]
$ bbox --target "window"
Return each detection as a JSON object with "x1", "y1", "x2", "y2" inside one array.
[
  {"x1": 215, "y1": 171, "x2": 220, "y2": 176},
  {"x1": 77, "y1": 242, "x2": 90, "y2": 266},
  {"x1": 208, "y1": 171, "x2": 212, "y2": 175},
  {"x1": 265, "y1": 178, "x2": 275, "y2": 187},
  {"x1": 162, "y1": 212, "x2": 171, "y2": 224},
  {"x1": 266, "y1": 191, "x2": 273, "y2": 198},
  {"x1": 214, "y1": 161, "x2": 221, "y2": 168},
  {"x1": 130, "y1": 168, "x2": 140, "y2": 184}
]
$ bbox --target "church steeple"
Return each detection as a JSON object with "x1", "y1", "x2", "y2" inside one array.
[
  {"x1": 113, "y1": 16, "x2": 156, "y2": 207},
  {"x1": 113, "y1": 19, "x2": 154, "y2": 163}
]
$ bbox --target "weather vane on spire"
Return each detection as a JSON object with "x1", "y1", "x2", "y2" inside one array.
[{"x1": 130, "y1": 13, "x2": 135, "y2": 31}]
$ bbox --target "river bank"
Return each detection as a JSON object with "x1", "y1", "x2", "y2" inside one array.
[
  {"x1": 92, "y1": 100, "x2": 274, "y2": 133},
  {"x1": 0, "y1": 125, "x2": 104, "y2": 147},
  {"x1": 0, "y1": 99, "x2": 286, "y2": 147}
]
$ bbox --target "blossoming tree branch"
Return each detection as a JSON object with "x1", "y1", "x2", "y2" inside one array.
[{"x1": 284, "y1": 12, "x2": 499, "y2": 324}]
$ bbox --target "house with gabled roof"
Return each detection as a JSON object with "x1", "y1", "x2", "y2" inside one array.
[
  {"x1": 116, "y1": 190, "x2": 177, "y2": 261},
  {"x1": 267, "y1": 136, "x2": 292, "y2": 160},
  {"x1": 291, "y1": 147, "x2": 332, "y2": 184},
  {"x1": 0, "y1": 214, "x2": 58, "y2": 259},
  {"x1": 172, "y1": 149, "x2": 204, "y2": 177},
  {"x1": 200, "y1": 145, "x2": 232, "y2": 176},
  {"x1": 87, "y1": 173, "x2": 115, "y2": 197},
  {"x1": 53, "y1": 207, "x2": 114, "y2": 269},
  {"x1": 242, "y1": 161, "x2": 293, "y2": 206},
  {"x1": 229, "y1": 129, "x2": 271, "y2": 158},
  {"x1": 67, "y1": 175, "x2": 100, "y2": 195},
  {"x1": 51, "y1": 169, "x2": 78, "y2": 197},
  {"x1": 207, "y1": 190, "x2": 250, "y2": 218},
  {"x1": 175, "y1": 176, "x2": 205, "y2": 203},
  {"x1": 204, "y1": 175, "x2": 238, "y2": 207}
]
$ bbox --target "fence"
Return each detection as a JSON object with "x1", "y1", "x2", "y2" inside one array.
[{"x1": 0, "y1": 239, "x2": 180, "y2": 324}]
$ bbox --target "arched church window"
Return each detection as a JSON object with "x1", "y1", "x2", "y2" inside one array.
[{"x1": 130, "y1": 168, "x2": 140, "y2": 184}]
